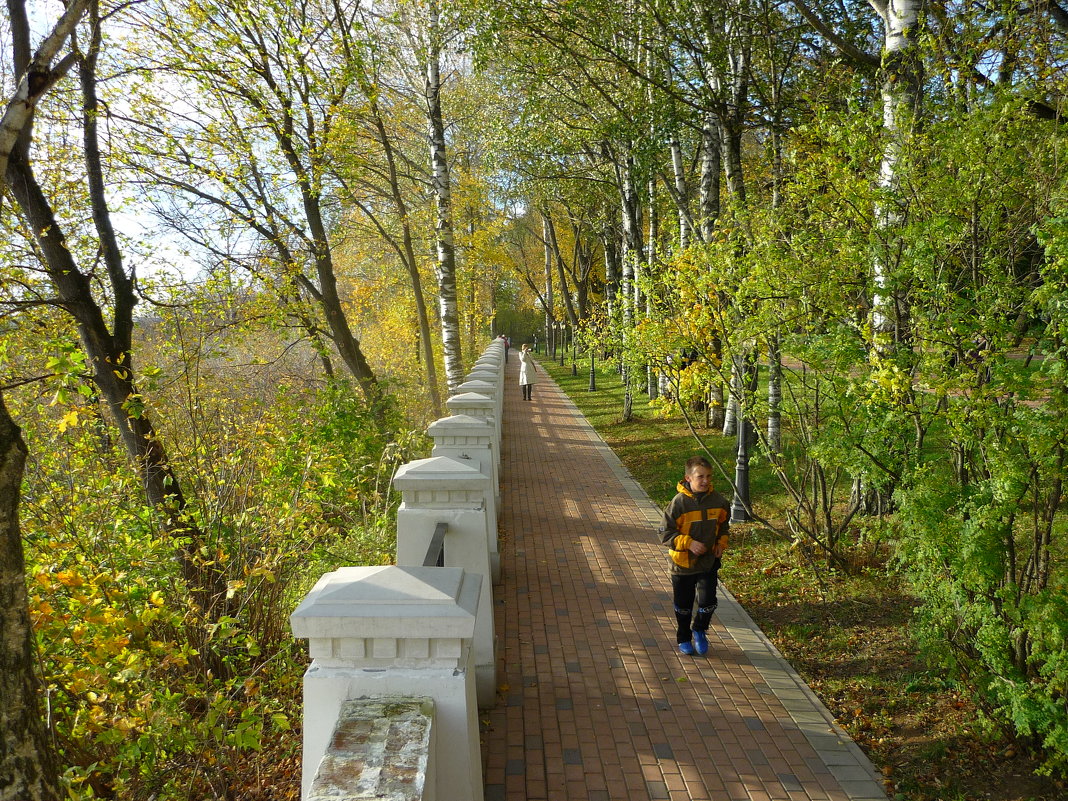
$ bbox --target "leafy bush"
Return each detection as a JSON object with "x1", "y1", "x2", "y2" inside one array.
[{"x1": 18, "y1": 375, "x2": 423, "y2": 799}]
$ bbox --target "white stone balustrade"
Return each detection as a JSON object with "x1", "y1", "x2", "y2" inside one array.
[
  {"x1": 465, "y1": 369, "x2": 497, "y2": 387},
  {"x1": 392, "y1": 455, "x2": 497, "y2": 706},
  {"x1": 425, "y1": 416, "x2": 500, "y2": 565},
  {"x1": 464, "y1": 372, "x2": 500, "y2": 413},
  {"x1": 474, "y1": 357, "x2": 501, "y2": 376},
  {"x1": 295, "y1": 339, "x2": 509, "y2": 801},
  {"x1": 291, "y1": 566, "x2": 483, "y2": 801},
  {"x1": 473, "y1": 347, "x2": 500, "y2": 364},
  {"x1": 446, "y1": 392, "x2": 499, "y2": 453},
  {"x1": 455, "y1": 378, "x2": 501, "y2": 429}
]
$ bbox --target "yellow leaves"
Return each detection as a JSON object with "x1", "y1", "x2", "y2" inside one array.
[
  {"x1": 55, "y1": 568, "x2": 86, "y2": 588},
  {"x1": 58, "y1": 409, "x2": 81, "y2": 432}
]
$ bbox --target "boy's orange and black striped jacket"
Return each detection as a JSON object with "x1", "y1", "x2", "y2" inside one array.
[{"x1": 660, "y1": 479, "x2": 730, "y2": 574}]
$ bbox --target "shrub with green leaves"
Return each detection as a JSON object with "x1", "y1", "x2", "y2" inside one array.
[{"x1": 17, "y1": 372, "x2": 422, "y2": 798}]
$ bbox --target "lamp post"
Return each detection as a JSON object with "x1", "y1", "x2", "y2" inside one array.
[
  {"x1": 571, "y1": 323, "x2": 578, "y2": 376},
  {"x1": 730, "y1": 353, "x2": 757, "y2": 524},
  {"x1": 558, "y1": 321, "x2": 566, "y2": 366},
  {"x1": 589, "y1": 344, "x2": 597, "y2": 391},
  {"x1": 730, "y1": 414, "x2": 752, "y2": 523}
]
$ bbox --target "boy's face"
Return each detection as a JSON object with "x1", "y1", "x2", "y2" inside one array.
[{"x1": 686, "y1": 465, "x2": 713, "y2": 493}]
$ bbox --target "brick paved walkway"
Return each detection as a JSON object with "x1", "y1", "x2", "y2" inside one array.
[{"x1": 481, "y1": 359, "x2": 888, "y2": 801}]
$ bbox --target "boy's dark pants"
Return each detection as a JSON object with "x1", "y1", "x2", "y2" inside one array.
[{"x1": 671, "y1": 561, "x2": 720, "y2": 643}]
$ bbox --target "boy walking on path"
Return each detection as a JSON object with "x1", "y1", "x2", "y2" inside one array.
[{"x1": 660, "y1": 456, "x2": 730, "y2": 655}]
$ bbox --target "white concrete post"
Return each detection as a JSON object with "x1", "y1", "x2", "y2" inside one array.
[
  {"x1": 473, "y1": 357, "x2": 501, "y2": 379},
  {"x1": 392, "y1": 456, "x2": 497, "y2": 706},
  {"x1": 465, "y1": 370, "x2": 499, "y2": 394},
  {"x1": 455, "y1": 378, "x2": 501, "y2": 431},
  {"x1": 426, "y1": 415, "x2": 499, "y2": 533},
  {"x1": 446, "y1": 392, "x2": 499, "y2": 451},
  {"x1": 475, "y1": 351, "x2": 502, "y2": 372},
  {"x1": 291, "y1": 566, "x2": 482, "y2": 801}
]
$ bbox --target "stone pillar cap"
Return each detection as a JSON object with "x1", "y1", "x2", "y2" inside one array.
[
  {"x1": 427, "y1": 415, "x2": 494, "y2": 437},
  {"x1": 447, "y1": 392, "x2": 493, "y2": 406},
  {"x1": 455, "y1": 379, "x2": 495, "y2": 395},
  {"x1": 290, "y1": 565, "x2": 480, "y2": 639},
  {"x1": 393, "y1": 455, "x2": 491, "y2": 491}
]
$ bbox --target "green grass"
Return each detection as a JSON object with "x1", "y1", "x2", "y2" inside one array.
[{"x1": 540, "y1": 354, "x2": 767, "y2": 508}]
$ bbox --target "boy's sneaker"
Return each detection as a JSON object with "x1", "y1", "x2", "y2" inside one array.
[
  {"x1": 678, "y1": 640, "x2": 696, "y2": 656},
  {"x1": 692, "y1": 630, "x2": 709, "y2": 656}
]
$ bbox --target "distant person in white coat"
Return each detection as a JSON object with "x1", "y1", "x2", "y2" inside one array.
[{"x1": 518, "y1": 343, "x2": 538, "y2": 401}]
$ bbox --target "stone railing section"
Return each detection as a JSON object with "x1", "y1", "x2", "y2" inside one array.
[{"x1": 291, "y1": 339, "x2": 507, "y2": 801}]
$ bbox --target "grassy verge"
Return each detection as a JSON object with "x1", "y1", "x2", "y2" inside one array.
[{"x1": 540, "y1": 354, "x2": 1066, "y2": 801}]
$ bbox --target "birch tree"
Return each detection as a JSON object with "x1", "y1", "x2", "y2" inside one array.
[
  {"x1": 419, "y1": 0, "x2": 465, "y2": 391},
  {"x1": 869, "y1": 0, "x2": 923, "y2": 356},
  {"x1": 126, "y1": 0, "x2": 387, "y2": 415},
  {"x1": 332, "y1": 26, "x2": 445, "y2": 417}
]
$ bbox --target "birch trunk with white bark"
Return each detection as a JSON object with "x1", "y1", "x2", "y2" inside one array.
[
  {"x1": 870, "y1": 0, "x2": 922, "y2": 354},
  {"x1": 669, "y1": 137, "x2": 692, "y2": 249},
  {"x1": 542, "y1": 213, "x2": 555, "y2": 354},
  {"x1": 620, "y1": 155, "x2": 643, "y2": 421},
  {"x1": 647, "y1": 177, "x2": 660, "y2": 399},
  {"x1": 424, "y1": 1, "x2": 464, "y2": 392},
  {"x1": 699, "y1": 117, "x2": 722, "y2": 244}
]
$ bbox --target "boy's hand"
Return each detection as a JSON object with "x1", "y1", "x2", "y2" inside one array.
[
  {"x1": 688, "y1": 540, "x2": 707, "y2": 555},
  {"x1": 711, "y1": 543, "x2": 726, "y2": 558}
]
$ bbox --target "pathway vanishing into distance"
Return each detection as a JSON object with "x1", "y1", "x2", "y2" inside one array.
[{"x1": 481, "y1": 357, "x2": 889, "y2": 801}]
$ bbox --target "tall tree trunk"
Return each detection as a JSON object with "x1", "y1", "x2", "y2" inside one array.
[
  {"x1": 722, "y1": 358, "x2": 742, "y2": 436},
  {"x1": 707, "y1": 335, "x2": 726, "y2": 430},
  {"x1": 370, "y1": 103, "x2": 442, "y2": 416},
  {"x1": 698, "y1": 116, "x2": 721, "y2": 243},
  {"x1": 767, "y1": 334, "x2": 782, "y2": 456},
  {"x1": 719, "y1": 27, "x2": 750, "y2": 205},
  {"x1": 544, "y1": 211, "x2": 578, "y2": 326},
  {"x1": 424, "y1": 0, "x2": 464, "y2": 392},
  {"x1": 669, "y1": 137, "x2": 692, "y2": 249},
  {"x1": 542, "y1": 213, "x2": 555, "y2": 354},
  {"x1": 4, "y1": 16, "x2": 230, "y2": 646},
  {"x1": 647, "y1": 177, "x2": 659, "y2": 400},
  {"x1": 870, "y1": 0, "x2": 922, "y2": 354},
  {"x1": 0, "y1": 393, "x2": 60, "y2": 801},
  {"x1": 768, "y1": 80, "x2": 784, "y2": 452},
  {"x1": 619, "y1": 154, "x2": 643, "y2": 422}
]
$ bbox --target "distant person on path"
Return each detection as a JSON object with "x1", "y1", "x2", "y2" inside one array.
[
  {"x1": 499, "y1": 333, "x2": 510, "y2": 362},
  {"x1": 660, "y1": 456, "x2": 730, "y2": 655},
  {"x1": 518, "y1": 343, "x2": 538, "y2": 401}
]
